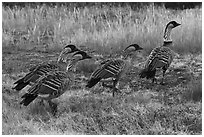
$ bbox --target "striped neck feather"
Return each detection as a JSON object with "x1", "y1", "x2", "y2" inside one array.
[
  {"x1": 163, "y1": 41, "x2": 173, "y2": 46},
  {"x1": 163, "y1": 26, "x2": 173, "y2": 42}
]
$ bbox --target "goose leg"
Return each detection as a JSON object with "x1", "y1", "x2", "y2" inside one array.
[
  {"x1": 48, "y1": 100, "x2": 57, "y2": 116},
  {"x1": 101, "y1": 78, "x2": 114, "y2": 88},
  {"x1": 102, "y1": 82, "x2": 114, "y2": 89},
  {"x1": 101, "y1": 80, "x2": 119, "y2": 97},
  {"x1": 161, "y1": 68, "x2": 167, "y2": 85},
  {"x1": 112, "y1": 79, "x2": 120, "y2": 97},
  {"x1": 151, "y1": 70, "x2": 157, "y2": 84}
]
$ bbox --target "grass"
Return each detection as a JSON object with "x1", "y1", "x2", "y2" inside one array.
[
  {"x1": 2, "y1": 79, "x2": 202, "y2": 134},
  {"x1": 2, "y1": 3, "x2": 202, "y2": 135},
  {"x1": 2, "y1": 52, "x2": 202, "y2": 135},
  {"x1": 182, "y1": 76, "x2": 202, "y2": 102},
  {"x1": 2, "y1": 4, "x2": 202, "y2": 55}
]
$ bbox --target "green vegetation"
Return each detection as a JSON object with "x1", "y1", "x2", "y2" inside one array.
[{"x1": 2, "y1": 3, "x2": 202, "y2": 135}]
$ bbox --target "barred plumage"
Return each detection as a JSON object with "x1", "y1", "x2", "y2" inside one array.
[
  {"x1": 66, "y1": 50, "x2": 92, "y2": 71},
  {"x1": 139, "y1": 21, "x2": 181, "y2": 84},
  {"x1": 86, "y1": 44, "x2": 143, "y2": 96},
  {"x1": 13, "y1": 63, "x2": 59, "y2": 91},
  {"x1": 87, "y1": 59, "x2": 125, "y2": 88},
  {"x1": 20, "y1": 71, "x2": 69, "y2": 106},
  {"x1": 13, "y1": 44, "x2": 80, "y2": 91},
  {"x1": 20, "y1": 51, "x2": 92, "y2": 115}
]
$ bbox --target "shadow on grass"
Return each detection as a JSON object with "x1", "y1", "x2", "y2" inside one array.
[{"x1": 182, "y1": 76, "x2": 202, "y2": 102}]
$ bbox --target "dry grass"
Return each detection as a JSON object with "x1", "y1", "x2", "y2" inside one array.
[
  {"x1": 2, "y1": 4, "x2": 202, "y2": 55},
  {"x1": 3, "y1": 79, "x2": 202, "y2": 134},
  {"x1": 182, "y1": 76, "x2": 202, "y2": 102},
  {"x1": 2, "y1": 3, "x2": 202, "y2": 135}
]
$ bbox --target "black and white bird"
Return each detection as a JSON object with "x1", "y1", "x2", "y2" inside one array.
[
  {"x1": 13, "y1": 44, "x2": 80, "y2": 91},
  {"x1": 20, "y1": 51, "x2": 92, "y2": 115},
  {"x1": 139, "y1": 21, "x2": 181, "y2": 84},
  {"x1": 86, "y1": 44, "x2": 143, "y2": 97}
]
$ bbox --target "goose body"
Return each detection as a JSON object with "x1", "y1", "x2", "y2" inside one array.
[
  {"x1": 86, "y1": 44, "x2": 143, "y2": 96},
  {"x1": 139, "y1": 21, "x2": 181, "y2": 84},
  {"x1": 20, "y1": 51, "x2": 92, "y2": 115},
  {"x1": 13, "y1": 44, "x2": 80, "y2": 91}
]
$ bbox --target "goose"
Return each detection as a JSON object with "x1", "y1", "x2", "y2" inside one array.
[
  {"x1": 13, "y1": 44, "x2": 80, "y2": 91},
  {"x1": 20, "y1": 51, "x2": 92, "y2": 115},
  {"x1": 86, "y1": 44, "x2": 143, "y2": 97},
  {"x1": 139, "y1": 21, "x2": 181, "y2": 84}
]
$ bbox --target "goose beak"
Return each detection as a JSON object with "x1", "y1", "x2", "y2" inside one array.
[
  {"x1": 137, "y1": 47, "x2": 143, "y2": 50},
  {"x1": 134, "y1": 46, "x2": 143, "y2": 53},
  {"x1": 86, "y1": 55, "x2": 92, "y2": 59},
  {"x1": 177, "y1": 24, "x2": 181, "y2": 27},
  {"x1": 175, "y1": 23, "x2": 181, "y2": 27}
]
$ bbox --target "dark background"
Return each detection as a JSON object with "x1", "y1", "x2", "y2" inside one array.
[{"x1": 2, "y1": 2, "x2": 202, "y2": 10}]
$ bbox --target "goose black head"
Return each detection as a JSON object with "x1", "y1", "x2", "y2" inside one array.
[
  {"x1": 72, "y1": 51, "x2": 92, "y2": 60},
  {"x1": 163, "y1": 21, "x2": 181, "y2": 42},
  {"x1": 66, "y1": 51, "x2": 92, "y2": 71},
  {"x1": 63, "y1": 44, "x2": 80, "y2": 53},
  {"x1": 166, "y1": 21, "x2": 181, "y2": 29},
  {"x1": 57, "y1": 44, "x2": 80, "y2": 63},
  {"x1": 124, "y1": 44, "x2": 143, "y2": 53},
  {"x1": 122, "y1": 44, "x2": 143, "y2": 59}
]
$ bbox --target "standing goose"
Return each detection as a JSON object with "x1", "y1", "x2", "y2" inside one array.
[
  {"x1": 139, "y1": 21, "x2": 181, "y2": 84},
  {"x1": 13, "y1": 44, "x2": 80, "y2": 91},
  {"x1": 86, "y1": 44, "x2": 143, "y2": 97},
  {"x1": 20, "y1": 51, "x2": 92, "y2": 115}
]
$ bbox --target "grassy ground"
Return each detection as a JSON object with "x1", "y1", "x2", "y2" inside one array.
[{"x1": 2, "y1": 4, "x2": 202, "y2": 135}]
